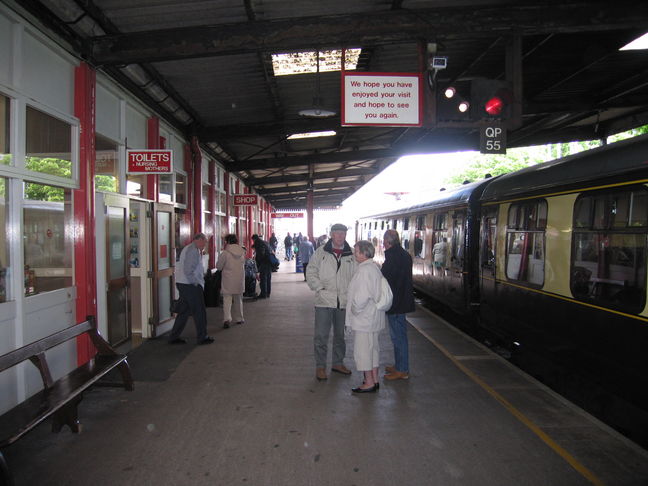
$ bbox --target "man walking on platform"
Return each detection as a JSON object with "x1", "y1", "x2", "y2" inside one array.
[
  {"x1": 169, "y1": 233, "x2": 215, "y2": 345},
  {"x1": 306, "y1": 224, "x2": 357, "y2": 381},
  {"x1": 381, "y1": 229, "x2": 415, "y2": 380}
]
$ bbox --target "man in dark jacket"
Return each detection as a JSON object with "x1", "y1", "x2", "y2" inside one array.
[
  {"x1": 252, "y1": 234, "x2": 272, "y2": 298},
  {"x1": 381, "y1": 229, "x2": 415, "y2": 380}
]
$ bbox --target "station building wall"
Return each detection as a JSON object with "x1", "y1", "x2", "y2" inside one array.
[{"x1": 0, "y1": 3, "x2": 273, "y2": 415}]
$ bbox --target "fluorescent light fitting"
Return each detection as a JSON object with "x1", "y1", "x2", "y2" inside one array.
[
  {"x1": 620, "y1": 32, "x2": 648, "y2": 50},
  {"x1": 272, "y1": 49, "x2": 361, "y2": 76},
  {"x1": 288, "y1": 131, "x2": 337, "y2": 139}
]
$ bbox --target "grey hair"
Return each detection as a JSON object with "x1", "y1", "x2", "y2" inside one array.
[
  {"x1": 193, "y1": 232, "x2": 207, "y2": 241},
  {"x1": 354, "y1": 240, "x2": 375, "y2": 259},
  {"x1": 383, "y1": 229, "x2": 400, "y2": 247}
]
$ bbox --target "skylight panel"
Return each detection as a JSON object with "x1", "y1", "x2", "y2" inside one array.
[{"x1": 272, "y1": 49, "x2": 361, "y2": 76}]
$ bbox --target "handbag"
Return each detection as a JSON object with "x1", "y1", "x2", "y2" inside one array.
[{"x1": 375, "y1": 276, "x2": 394, "y2": 312}]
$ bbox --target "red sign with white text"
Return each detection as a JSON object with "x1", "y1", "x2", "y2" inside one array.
[
  {"x1": 127, "y1": 149, "x2": 173, "y2": 174},
  {"x1": 233, "y1": 194, "x2": 259, "y2": 206},
  {"x1": 271, "y1": 213, "x2": 304, "y2": 218}
]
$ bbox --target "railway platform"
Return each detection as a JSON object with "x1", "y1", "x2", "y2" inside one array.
[{"x1": 3, "y1": 263, "x2": 648, "y2": 486}]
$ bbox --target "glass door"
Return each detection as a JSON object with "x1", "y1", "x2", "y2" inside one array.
[
  {"x1": 151, "y1": 202, "x2": 175, "y2": 335},
  {"x1": 106, "y1": 201, "x2": 130, "y2": 345}
]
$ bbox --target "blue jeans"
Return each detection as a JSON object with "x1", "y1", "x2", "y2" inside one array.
[
  {"x1": 285, "y1": 246, "x2": 292, "y2": 260},
  {"x1": 388, "y1": 314, "x2": 409, "y2": 373}
]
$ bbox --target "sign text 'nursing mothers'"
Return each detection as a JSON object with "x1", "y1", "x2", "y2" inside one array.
[
  {"x1": 127, "y1": 149, "x2": 173, "y2": 174},
  {"x1": 342, "y1": 73, "x2": 422, "y2": 127}
]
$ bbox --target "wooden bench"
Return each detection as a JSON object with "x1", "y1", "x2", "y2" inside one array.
[{"x1": 0, "y1": 316, "x2": 133, "y2": 486}]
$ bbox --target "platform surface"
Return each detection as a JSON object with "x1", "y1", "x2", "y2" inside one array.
[{"x1": 5, "y1": 263, "x2": 648, "y2": 486}]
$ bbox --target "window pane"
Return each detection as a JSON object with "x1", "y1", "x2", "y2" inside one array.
[
  {"x1": 176, "y1": 173, "x2": 187, "y2": 205},
  {"x1": 159, "y1": 174, "x2": 173, "y2": 203},
  {"x1": 202, "y1": 184, "x2": 210, "y2": 212},
  {"x1": 0, "y1": 178, "x2": 9, "y2": 302},
  {"x1": 95, "y1": 135, "x2": 119, "y2": 193},
  {"x1": 126, "y1": 174, "x2": 145, "y2": 198},
  {"x1": 574, "y1": 197, "x2": 592, "y2": 228},
  {"x1": 451, "y1": 213, "x2": 465, "y2": 264},
  {"x1": 571, "y1": 232, "x2": 646, "y2": 312},
  {"x1": 23, "y1": 183, "x2": 73, "y2": 295},
  {"x1": 481, "y1": 210, "x2": 497, "y2": 269},
  {"x1": 506, "y1": 231, "x2": 544, "y2": 285},
  {"x1": 0, "y1": 95, "x2": 10, "y2": 166},
  {"x1": 26, "y1": 106, "x2": 72, "y2": 178},
  {"x1": 610, "y1": 193, "x2": 630, "y2": 228},
  {"x1": 630, "y1": 190, "x2": 648, "y2": 227}
]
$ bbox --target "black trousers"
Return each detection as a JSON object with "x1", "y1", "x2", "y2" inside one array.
[{"x1": 169, "y1": 283, "x2": 208, "y2": 342}]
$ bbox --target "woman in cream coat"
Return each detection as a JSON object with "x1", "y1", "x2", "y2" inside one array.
[
  {"x1": 216, "y1": 234, "x2": 246, "y2": 329},
  {"x1": 346, "y1": 240, "x2": 392, "y2": 393}
]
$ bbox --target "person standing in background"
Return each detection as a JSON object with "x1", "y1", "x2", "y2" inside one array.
[
  {"x1": 252, "y1": 234, "x2": 272, "y2": 299},
  {"x1": 284, "y1": 232, "x2": 293, "y2": 261},
  {"x1": 298, "y1": 237, "x2": 315, "y2": 281},
  {"x1": 269, "y1": 232, "x2": 278, "y2": 253},
  {"x1": 216, "y1": 234, "x2": 246, "y2": 329}
]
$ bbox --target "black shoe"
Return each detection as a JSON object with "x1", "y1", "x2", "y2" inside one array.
[
  {"x1": 236, "y1": 321, "x2": 245, "y2": 325},
  {"x1": 352, "y1": 384, "x2": 378, "y2": 393},
  {"x1": 169, "y1": 338, "x2": 187, "y2": 344},
  {"x1": 223, "y1": 321, "x2": 230, "y2": 329},
  {"x1": 199, "y1": 336, "x2": 215, "y2": 344}
]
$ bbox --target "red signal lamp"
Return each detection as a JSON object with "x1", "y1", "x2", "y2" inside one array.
[{"x1": 485, "y1": 96, "x2": 504, "y2": 115}]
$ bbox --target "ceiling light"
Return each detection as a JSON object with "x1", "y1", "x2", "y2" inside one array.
[
  {"x1": 458, "y1": 101, "x2": 470, "y2": 113},
  {"x1": 288, "y1": 131, "x2": 337, "y2": 139},
  {"x1": 444, "y1": 87, "x2": 456, "y2": 99},
  {"x1": 620, "y1": 32, "x2": 648, "y2": 50}
]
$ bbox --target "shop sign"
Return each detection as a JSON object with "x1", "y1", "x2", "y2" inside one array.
[
  {"x1": 341, "y1": 73, "x2": 423, "y2": 127},
  {"x1": 127, "y1": 149, "x2": 173, "y2": 174},
  {"x1": 271, "y1": 213, "x2": 304, "y2": 218},
  {"x1": 233, "y1": 194, "x2": 258, "y2": 206},
  {"x1": 96, "y1": 150, "x2": 116, "y2": 174}
]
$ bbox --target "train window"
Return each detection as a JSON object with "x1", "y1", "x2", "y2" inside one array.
[
  {"x1": 416, "y1": 215, "x2": 425, "y2": 231},
  {"x1": 0, "y1": 177, "x2": 9, "y2": 303},
  {"x1": 393, "y1": 219, "x2": 398, "y2": 228},
  {"x1": 381, "y1": 221, "x2": 385, "y2": 230},
  {"x1": 1, "y1": 94, "x2": 9, "y2": 166},
  {"x1": 23, "y1": 182, "x2": 73, "y2": 295},
  {"x1": 451, "y1": 212, "x2": 466, "y2": 266},
  {"x1": 25, "y1": 106, "x2": 73, "y2": 179},
  {"x1": 433, "y1": 213, "x2": 446, "y2": 230},
  {"x1": 571, "y1": 187, "x2": 648, "y2": 313},
  {"x1": 506, "y1": 200, "x2": 546, "y2": 286},
  {"x1": 403, "y1": 218, "x2": 409, "y2": 230},
  {"x1": 481, "y1": 207, "x2": 497, "y2": 271}
]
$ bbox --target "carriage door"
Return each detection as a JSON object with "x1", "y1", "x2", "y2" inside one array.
[
  {"x1": 479, "y1": 206, "x2": 498, "y2": 325},
  {"x1": 104, "y1": 195, "x2": 130, "y2": 345},
  {"x1": 151, "y1": 202, "x2": 175, "y2": 336},
  {"x1": 448, "y1": 210, "x2": 467, "y2": 308}
]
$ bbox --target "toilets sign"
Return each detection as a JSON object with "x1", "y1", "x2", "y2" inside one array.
[{"x1": 127, "y1": 149, "x2": 173, "y2": 174}]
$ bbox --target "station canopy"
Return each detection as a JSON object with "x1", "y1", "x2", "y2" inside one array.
[{"x1": 15, "y1": 0, "x2": 648, "y2": 209}]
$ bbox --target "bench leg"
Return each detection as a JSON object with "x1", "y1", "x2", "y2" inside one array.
[
  {"x1": 118, "y1": 360, "x2": 135, "y2": 391},
  {"x1": 52, "y1": 395, "x2": 83, "y2": 434},
  {"x1": 0, "y1": 450, "x2": 14, "y2": 486}
]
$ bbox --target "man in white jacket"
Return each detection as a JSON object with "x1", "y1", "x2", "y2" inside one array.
[{"x1": 306, "y1": 223, "x2": 357, "y2": 381}]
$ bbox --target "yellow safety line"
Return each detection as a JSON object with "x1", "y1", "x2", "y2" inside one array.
[{"x1": 410, "y1": 318, "x2": 606, "y2": 486}]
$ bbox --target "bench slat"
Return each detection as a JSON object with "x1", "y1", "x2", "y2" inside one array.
[
  {"x1": 0, "y1": 321, "x2": 93, "y2": 374},
  {"x1": 0, "y1": 354, "x2": 127, "y2": 447}
]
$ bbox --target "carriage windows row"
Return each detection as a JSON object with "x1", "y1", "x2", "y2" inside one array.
[{"x1": 571, "y1": 187, "x2": 647, "y2": 313}]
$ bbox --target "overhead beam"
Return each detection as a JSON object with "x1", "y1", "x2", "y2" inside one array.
[
  {"x1": 91, "y1": 4, "x2": 648, "y2": 65},
  {"x1": 244, "y1": 167, "x2": 378, "y2": 186},
  {"x1": 257, "y1": 181, "x2": 363, "y2": 195},
  {"x1": 228, "y1": 149, "x2": 399, "y2": 171}
]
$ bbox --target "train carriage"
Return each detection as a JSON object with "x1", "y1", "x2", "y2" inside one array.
[{"x1": 358, "y1": 133, "x2": 648, "y2": 440}]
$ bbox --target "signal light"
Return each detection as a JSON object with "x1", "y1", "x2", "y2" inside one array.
[
  {"x1": 444, "y1": 87, "x2": 456, "y2": 99},
  {"x1": 484, "y1": 96, "x2": 504, "y2": 115},
  {"x1": 458, "y1": 101, "x2": 470, "y2": 113}
]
